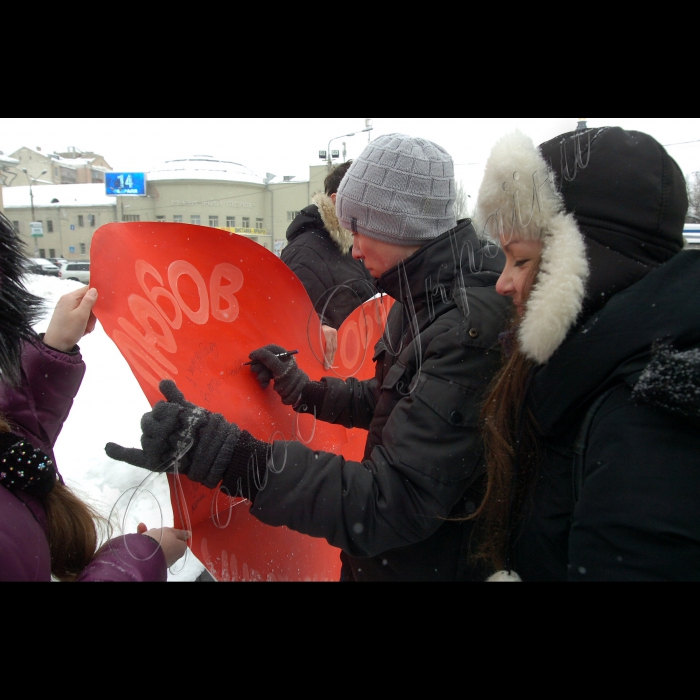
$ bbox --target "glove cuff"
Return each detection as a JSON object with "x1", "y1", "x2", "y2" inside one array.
[
  {"x1": 296, "y1": 380, "x2": 328, "y2": 415},
  {"x1": 222, "y1": 431, "x2": 270, "y2": 503}
]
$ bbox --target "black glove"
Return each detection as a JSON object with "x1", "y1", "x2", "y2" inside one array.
[
  {"x1": 248, "y1": 344, "x2": 310, "y2": 407},
  {"x1": 105, "y1": 380, "x2": 241, "y2": 490}
]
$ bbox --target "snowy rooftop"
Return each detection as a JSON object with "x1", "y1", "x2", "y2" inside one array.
[
  {"x1": 3, "y1": 184, "x2": 117, "y2": 209},
  {"x1": 0, "y1": 153, "x2": 19, "y2": 166},
  {"x1": 148, "y1": 156, "x2": 265, "y2": 185},
  {"x1": 12, "y1": 147, "x2": 106, "y2": 169}
]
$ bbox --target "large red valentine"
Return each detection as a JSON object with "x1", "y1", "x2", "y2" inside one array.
[{"x1": 91, "y1": 222, "x2": 391, "y2": 582}]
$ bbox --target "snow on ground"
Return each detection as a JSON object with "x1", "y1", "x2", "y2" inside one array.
[{"x1": 26, "y1": 274, "x2": 206, "y2": 582}]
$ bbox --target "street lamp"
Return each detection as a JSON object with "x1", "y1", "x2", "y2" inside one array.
[
  {"x1": 326, "y1": 125, "x2": 374, "y2": 169},
  {"x1": 22, "y1": 168, "x2": 47, "y2": 255}
]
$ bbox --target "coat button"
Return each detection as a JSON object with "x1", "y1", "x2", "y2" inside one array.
[
  {"x1": 469, "y1": 329, "x2": 479, "y2": 339},
  {"x1": 450, "y1": 411, "x2": 463, "y2": 424}
]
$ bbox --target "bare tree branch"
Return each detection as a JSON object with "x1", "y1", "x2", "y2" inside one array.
[
  {"x1": 454, "y1": 180, "x2": 472, "y2": 221},
  {"x1": 687, "y1": 172, "x2": 700, "y2": 223}
]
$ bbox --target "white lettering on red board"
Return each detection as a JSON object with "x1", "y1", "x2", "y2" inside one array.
[{"x1": 113, "y1": 259, "x2": 244, "y2": 390}]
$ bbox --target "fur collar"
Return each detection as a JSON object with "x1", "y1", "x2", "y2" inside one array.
[
  {"x1": 312, "y1": 193, "x2": 353, "y2": 254},
  {"x1": 633, "y1": 345, "x2": 700, "y2": 421},
  {"x1": 474, "y1": 131, "x2": 590, "y2": 364}
]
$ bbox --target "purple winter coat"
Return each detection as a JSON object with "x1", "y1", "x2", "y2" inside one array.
[{"x1": 0, "y1": 337, "x2": 167, "y2": 582}]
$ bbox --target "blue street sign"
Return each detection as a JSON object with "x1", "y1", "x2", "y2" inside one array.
[
  {"x1": 105, "y1": 172, "x2": 147, "y2": 196},
  {"x1": 70, "y1": 225, "x2": 75, "y2": 230},
  {"x1": 69, "y1": 246, "x2": 75, "y2": 253}
]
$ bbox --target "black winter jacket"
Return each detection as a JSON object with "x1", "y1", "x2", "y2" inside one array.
[
  {"x1": 513, "y1": 251, "x2": 700, "y2": 581},
  {"x1": 252, "y1": 221, "x2": 510, "y2": 581},
  {"x1": 281, "y1": 194, "x2": 375, "y2": 329}
]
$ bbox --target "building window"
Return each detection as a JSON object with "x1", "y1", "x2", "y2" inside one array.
[
  {"x1": 123, "y1": 215, "x2": 141, "y2": 222},
  {"x1": 88, "y1": 215, "x2": 96, "y2": 227},
  {"x1": 173, "y1": 215, "x2": 183, "y2": 223},
  {"x1": 80, "y1": 243, "x2": 86, "y2": 256},
  {"x1": 60, "y1": 167, "x2": 77, "y2": 184},
  {"x1": 78, "y1": 215, "x2": 85, "y2": 228},
  {"x1": 49, "y1": 248, "x2": 56, "y2": 258},
  {"x1": 209, "y1": 216, "x2": 219, "y2": 228},
  {"x1": 226, "y1": 216, "x2": 236, "y2": 228},
  {"x1": 242, "y1": 217, "x2": 250, "y2": 230},
  {"x1": 287, "y1": 211, "x2": 301, "y2": 222},
  {"x1": 47, "y1": 220, "x2": 54, "y2": 233},
  {"x1": 156, "y1": 216, "x2": 166, "y2": 222},
  {"x1": 191, "y1": 215, "x2": 201, "y2": 226},
  {"x1": 256, "y1": 218, "x2": 264, "y2": 231},
  {"x1": 12, "y1": 221, "x2": 20, "y2": 232},
  {"x1": 39, "y1": 249, "x2": 46, "y2": 258}
]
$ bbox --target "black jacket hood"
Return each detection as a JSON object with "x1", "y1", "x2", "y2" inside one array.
[
  {"x1": 286, "y1": 204, "x2": 323, "y2": 244},
  {"x1": 530, "y1": 250, "x2": 700, "y2": 436}
]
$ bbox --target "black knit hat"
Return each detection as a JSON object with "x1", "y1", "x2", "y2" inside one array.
[
  {"x1": 539, "y1": 127, "x2": 688, "y2": 311},
  {"x1": 0, "y1": 213, "x2": 44, "y2": 386}
]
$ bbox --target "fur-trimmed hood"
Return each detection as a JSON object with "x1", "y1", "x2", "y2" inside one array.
[
  {"x1": 474, "y1": 131, "x2": 589, "y2": 365},
  {"x1": 475, "y1": 127, "x2": 687, "y2": 366},
  {"x1": 312, "y1": 192, "x2": 353, "y2": 253}
]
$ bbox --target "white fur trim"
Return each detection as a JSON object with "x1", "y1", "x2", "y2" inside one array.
[
  {"x1": 312, "y1": 192, "x2": 353, "y2": 253},
  {"x1": 519, "y1": 214, "x2": 589, "y2": 364},
  {"x1": 475, "y1": 131, "x2": 590, "y2": 364},
  {"x1": 474, "y1": 130, "x2": 563, "y2": 242},
  {"x1": 487, "y1": 571, "x2": 523, "y2": 582}
]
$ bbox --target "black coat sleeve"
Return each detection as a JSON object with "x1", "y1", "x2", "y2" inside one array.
[
  {"x1": 568, "y1": 384, "x2": 700, "y2": 582},
  {"x1": 250, "y1": 326, "x2": 499, "y2": 559}
]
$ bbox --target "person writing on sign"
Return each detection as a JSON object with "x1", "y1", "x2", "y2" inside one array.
[
  {"x1": 281, "y1": 161, "x2": 375, "y2": 367},
  {"x1": 472, "y1": 127, "x2": 700, "y2": 582},
  {"x1": 0, "y1": 213, "x2": 190, "y2": 582},
  {"x1": 106, "y1": 135, "x2": 510, "y2": 582}
]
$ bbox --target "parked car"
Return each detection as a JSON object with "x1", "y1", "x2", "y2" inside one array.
[
  {"x1": 59, "y1": 261, "x2": 90, "y2": 285},
  {"x1": 49, "y1": 257, "x2": 68, "y2": 268},
  {"x1": 684, "y1": 224, "x2": 700, "y2": 250},
  {"x1": 27, "y1": 258, "x2": 60, "y2": 277}
]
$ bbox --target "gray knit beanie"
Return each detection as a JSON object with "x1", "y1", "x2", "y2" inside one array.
[{"x1": 336, "y1": 134, "x2": 457, "y2": 246}]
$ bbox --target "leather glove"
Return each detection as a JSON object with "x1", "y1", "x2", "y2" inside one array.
[
  {"x1": 105, "y1": 380, "x2": 241, "y2": 490},
  {"x1": 248, "y1": 344, "x2": 310, "y2": 407}
]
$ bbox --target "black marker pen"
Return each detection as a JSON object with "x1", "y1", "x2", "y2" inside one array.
[{"x1": 243, "y1": 350, "x2": 299, "y2": 366}]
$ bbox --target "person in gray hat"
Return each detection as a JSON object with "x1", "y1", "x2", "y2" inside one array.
[{"x1": 106, "y1": 134, "x2": 510, "y2": 582}]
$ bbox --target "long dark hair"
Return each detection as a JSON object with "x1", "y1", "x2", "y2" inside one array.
[
  {"x1": 0, "y1": 213, "x2": 44, "y2": 386},
  {"x1": 471, "y1": 262, "x2": 542, "y2": 573},
  {"x1": 472, "y1": 341, "x2": 539, "y2": 572},
  {"x1": 0, "y1": 414, "x2": 111, "y2": 581}
]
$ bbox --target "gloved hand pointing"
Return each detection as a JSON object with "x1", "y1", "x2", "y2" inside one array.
[
  {"x1": 105, "y1": 380, "x2": 241, "y2": 490},
  {"x1": 248, "y1": 344, "x2": 310, "y2": 407}
]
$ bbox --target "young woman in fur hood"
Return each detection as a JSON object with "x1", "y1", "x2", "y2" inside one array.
[{"x1": 472, "y1": 127, "x2": 700, "y2": 582}]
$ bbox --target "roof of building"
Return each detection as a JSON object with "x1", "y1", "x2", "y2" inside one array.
[
  {"x1": 2, "y1": 184, "x2": 117, "y2": 209},
  {"x1": 10, "y1": 147, "x2": 109, "y2": 170},
  {"x1": 0, "y1": 153, "x2": 19, "y2": 166},
  {"x1": 147, "y1": 156, "x2": 266, "y2": 185}
]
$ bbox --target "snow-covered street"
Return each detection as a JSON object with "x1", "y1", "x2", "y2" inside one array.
[{"x1": 27, "y1": 274, "x2": 206, "y2": 582}]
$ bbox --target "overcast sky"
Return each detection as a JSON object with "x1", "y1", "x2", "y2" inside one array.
[{"x1": 2, "y1": 118, "x2": 699, "y2": 198}]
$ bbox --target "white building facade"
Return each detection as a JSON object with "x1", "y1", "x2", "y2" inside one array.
[{"x1": 4, "y1": 156, "x2": 330, "y2": 259}]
